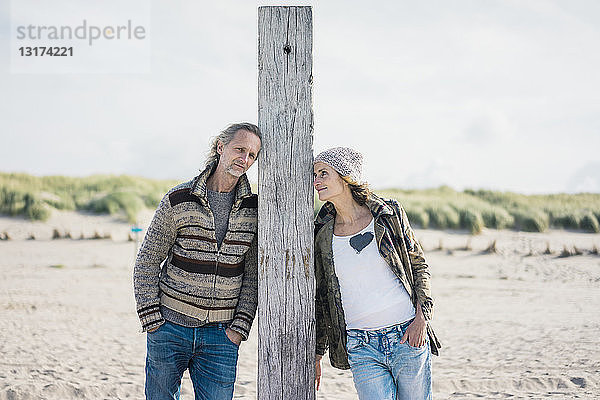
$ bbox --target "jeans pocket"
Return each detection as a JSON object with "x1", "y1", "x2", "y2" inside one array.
[
  {"x1": 221, "y1": 326, "x2": 240, "y2": 347},
  {"x1": 346, "y1": 334, "x2": 364, "y2": 353},
  {"x1": 147, "y1": 321, "x2": 166, "y2": 335},
  {"x1": 405, "y1": 339, "x2": 428, "y2": 350}
]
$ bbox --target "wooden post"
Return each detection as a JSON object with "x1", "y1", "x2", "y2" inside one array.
[{"x1": 257, "y1": 6, "x2": 314, "y2": 400}]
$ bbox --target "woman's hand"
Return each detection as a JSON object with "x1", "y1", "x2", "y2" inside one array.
[
  {"x1": 315, "y1": 354, "x2": 322, "y2": 390},
  {"x1": 400, "y1": 305, "x2": 427, "y2": 347}
]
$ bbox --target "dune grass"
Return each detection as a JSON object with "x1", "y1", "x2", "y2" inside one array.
[
  {"x1": 2, "y1": 172, "x2": 599, "y2": 233},
  {"x1": 379, "y1": 187, "x2": 600, "y2": 233},
  {"x1": 379, "y1": 186, "x2": 513, "y2": 233},
  {"x1": 0, "y1": 173, "x2": 179, "y2": 223},
  {"x1": 463, "y1": 189, "x2": 600, "y2": 233}
]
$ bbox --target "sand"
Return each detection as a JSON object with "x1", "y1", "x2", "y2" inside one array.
[{"x1": 1, "y1": 211, "x2": 599, "y2": 399}]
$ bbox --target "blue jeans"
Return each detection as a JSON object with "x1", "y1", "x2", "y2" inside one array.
[
  {"x1": 346, "y1": 319, "x2": 432, "y2": 400},
  {"x1": 145, "y1": 321, "x2": 239, "y2": 400}
]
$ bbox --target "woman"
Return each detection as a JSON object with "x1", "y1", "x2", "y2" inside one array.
[{"x1": 313, "y1": 147, "x2": 440, "y2": 400}]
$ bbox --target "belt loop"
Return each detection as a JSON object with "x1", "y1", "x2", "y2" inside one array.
[{"x1": 358, "y1": 330, "x2": 369, "y2": 343}]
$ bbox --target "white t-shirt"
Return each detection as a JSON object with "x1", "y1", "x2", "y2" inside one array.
[{"x1": 332, "y1": 218, "x2": 415, "y2": 330}]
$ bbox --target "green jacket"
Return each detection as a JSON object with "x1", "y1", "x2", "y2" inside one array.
[{"x1": 314, "y1": 194, "x2": 441, "y2": 369}]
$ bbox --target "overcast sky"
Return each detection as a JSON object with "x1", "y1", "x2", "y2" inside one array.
[{"x1": 1, "y1": 0, "x2": 599, "y2": 193}]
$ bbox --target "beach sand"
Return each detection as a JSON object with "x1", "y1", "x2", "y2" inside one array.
[{"x1": 1, "y1": 211, "x2": 599, "y2": 399}]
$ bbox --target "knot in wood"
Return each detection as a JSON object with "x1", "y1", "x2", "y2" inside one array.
[{"x1": 283, "y1": 45, "x2": 292, "y2": 54}]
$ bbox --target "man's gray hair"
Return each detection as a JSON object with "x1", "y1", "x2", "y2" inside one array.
[{"x1": 205, "y1": 123, "x2": 262, "y2": 167}]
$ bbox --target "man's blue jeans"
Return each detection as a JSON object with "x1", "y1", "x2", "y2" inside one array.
[
  {"x1": 346, "y1": 319, "x2": 432, "y2": 400},
  {"x1": 145, "y1": 321, "x2": 239, "y2": 400}
]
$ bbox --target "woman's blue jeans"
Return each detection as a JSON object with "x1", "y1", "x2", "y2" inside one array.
[
  {"x1": 145, "y1": 321, "x2": 239, "y2": 400},
  {"x1": 346, "y1": 319, "x2": 432, "y2": 400}
]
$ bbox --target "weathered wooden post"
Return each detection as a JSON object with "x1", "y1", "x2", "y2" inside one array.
[{"x1": 257, "y1": 6, "x2": 314, "y2": 400}]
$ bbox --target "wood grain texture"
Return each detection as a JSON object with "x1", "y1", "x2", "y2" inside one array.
[{"x1": 257, "y1": 6, "x2": 315, "y2": 400}]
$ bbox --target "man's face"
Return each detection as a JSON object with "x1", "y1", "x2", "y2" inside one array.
[{"x1": 217, "y1": 130, "x2": 261, "y2": 178}]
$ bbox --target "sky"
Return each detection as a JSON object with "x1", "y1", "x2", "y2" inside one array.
[{"x1": 1, "y1": 0, "x2": 599, "y2": 194}]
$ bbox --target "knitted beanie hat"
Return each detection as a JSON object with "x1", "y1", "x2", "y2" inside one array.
[{"x1": 314, "y1": 147, "x2": 363, "y2": 183}]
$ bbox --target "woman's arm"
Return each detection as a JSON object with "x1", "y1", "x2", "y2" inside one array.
[
  {"x1": 399, "y1": 205, "x2": 434, "y2": 321},
  {"x1": 314, "y1": 245, "x2": 328, "y2": 390}
]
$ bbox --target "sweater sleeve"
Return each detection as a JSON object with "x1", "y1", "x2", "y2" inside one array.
[
  {"x1": 133, "y1": 193, "x2": 177, "y2": 332},
  {"x1": 228, "y1": 234, "x2": 258, "y2": 340}
]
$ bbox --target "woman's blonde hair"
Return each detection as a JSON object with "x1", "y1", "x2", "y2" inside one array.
[{"x1": 341, "y1": 175, "x2": 371, "y2": 206}]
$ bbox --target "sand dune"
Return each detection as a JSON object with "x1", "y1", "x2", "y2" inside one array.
[{"x1": 1, "y1": 212, "x2": 599, "y2": 399}]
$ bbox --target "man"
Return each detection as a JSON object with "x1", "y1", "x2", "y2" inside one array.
[{"x1": 133, "y1": 122, "x2": 261, "y2": 400}]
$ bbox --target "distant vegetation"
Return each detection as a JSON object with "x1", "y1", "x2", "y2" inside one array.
[
  {"x1": 376, "y1": 186, "x2": 600, "y2": 234},
  {"x1": 2, "y1": 173, "x2": 599, "y2": 233},
  {"x1": 0, "y1": 173, "x2": 179, "y2": 223},
  {"x1": 315, "y1": 186, "x2": 600, "y2": 234}
]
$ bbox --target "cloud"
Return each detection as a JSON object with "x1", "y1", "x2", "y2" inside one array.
[
  {"x1": 389, "y1": 158, "x2": 459, "y2": 190},
  {"x1": 1, "y1": 1, "x2": 599, "y2": 193},
  {"x1": 567, "y1": 162, "x2": 600, "y2": 193},
  {"x1": 463, "y1": 111, "x2": 514, "y2": 145}
]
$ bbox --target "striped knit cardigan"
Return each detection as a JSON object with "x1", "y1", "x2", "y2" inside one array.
[{"x1": 133, "y1": 162, "x2": 258, "y2": 340}]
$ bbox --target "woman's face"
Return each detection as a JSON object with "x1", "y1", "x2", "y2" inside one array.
[{"x1": 313, "y1": 162, "x2": 346, "y2": 202}]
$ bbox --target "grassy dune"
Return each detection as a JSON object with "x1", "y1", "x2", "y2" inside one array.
[
  {"x1": 378, "y1": 186, "x2": 600, "y2": 234},
  {"x1": 0, "y1": 173, "x2": 179, "y2": 223},
  {"x1": 2, "y1": 173, "x2": 599, "y2": 233}
]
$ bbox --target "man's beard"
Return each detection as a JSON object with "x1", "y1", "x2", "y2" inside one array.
[{"x1": 226, "y1": 164, "x2": 244, "y2": 177}]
